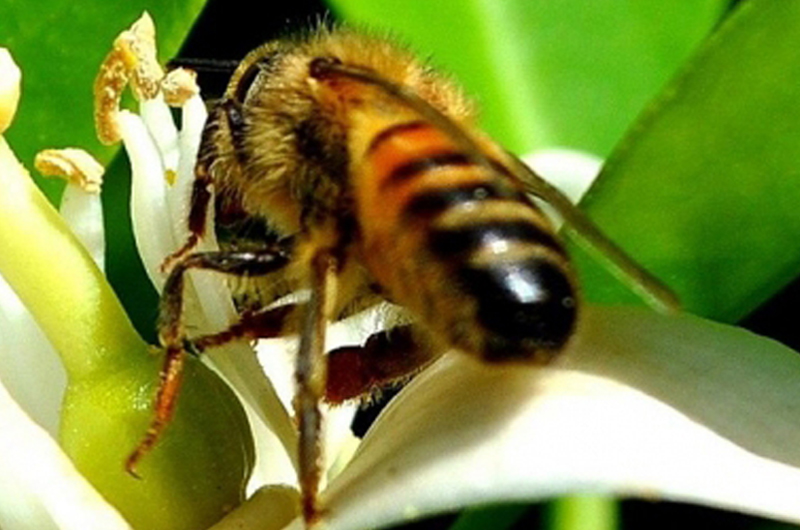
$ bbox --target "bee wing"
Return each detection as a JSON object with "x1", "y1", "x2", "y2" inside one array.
[
  {"x1": 504, "y1": 153, "x2": 680, "y2": 313},
  {"x1": 310, "y1": 59, "x2": 679, "y2": 313}
]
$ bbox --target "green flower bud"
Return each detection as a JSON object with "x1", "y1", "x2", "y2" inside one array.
[{"x1": 60, "y1": 348, "x2": 255, "y2": 530}]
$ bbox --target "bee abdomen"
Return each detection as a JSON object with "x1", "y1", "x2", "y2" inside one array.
[
  {"x1": 427, "y1": 198, "x2": 576, "y2": 361},
  {"x1": 457, "y1": 251, "x2": 576, "y2": 361},
  {"x1": 358, "y1": 120, "x2": 577, "y2": 362}
]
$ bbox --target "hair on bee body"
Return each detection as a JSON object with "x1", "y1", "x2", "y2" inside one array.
[{"x1": 131, "y1": 26, "x2": 677, "y2": 523}]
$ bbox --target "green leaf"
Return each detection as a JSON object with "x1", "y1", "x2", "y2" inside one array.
[
  {"x1": 327, "y1": 0, "x2": 726, "y2": 156},
  {"x1": 1, "y1": 0, "x2": 207, "y2": 203},
  {"x1": 546, "y1": 496, "x2": 618, "y2": 530},
  {"x1": 572, "y1": 0, "x2": 800, "y2": 321}
]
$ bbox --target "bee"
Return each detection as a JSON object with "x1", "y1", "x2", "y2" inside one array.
[{"x1": 126, "y1": 28, "x2": 677, "y2": 522}]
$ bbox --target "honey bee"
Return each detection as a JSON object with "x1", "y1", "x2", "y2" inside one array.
[{"x1": 127, "y1": 28, "x2": 677, "y2": 522}]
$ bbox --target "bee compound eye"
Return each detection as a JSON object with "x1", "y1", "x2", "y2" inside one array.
[{"x1": 309, "y1": 56, "x2": 343, "y2": 79}]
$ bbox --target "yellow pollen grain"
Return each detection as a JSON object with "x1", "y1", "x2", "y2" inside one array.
[
  {"x1": 162, "y1": 68, "x2": 199, "y2": 107},
  {"x1": 164, "y1": 168, "x2": 177, "y2": 186}
]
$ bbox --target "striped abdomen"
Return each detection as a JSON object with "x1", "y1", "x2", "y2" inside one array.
[{"x1": 353, "y1": 117, "x2": 578, "y2": 363}]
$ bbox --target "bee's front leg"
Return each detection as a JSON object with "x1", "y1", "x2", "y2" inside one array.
[{"x1": 126, "y1": 246, "x2": 291, "y2": 477}]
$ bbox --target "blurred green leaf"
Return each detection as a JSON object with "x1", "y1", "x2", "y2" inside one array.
[
  {"x1": 546, "y1": 496, "x2": 618, "y2": 530},
  {"x1": 573, "y1": 0, "x2": 800, "y2": 322},
  {"x1": 327, "y1": 0, "x2": 726, "y2": 156},
  {"x1": 448, "y1": 504, "x2": 529, "y2": 530},
  {"x1": 1, "y1": 0, "x2": 207, "y2": 202}
]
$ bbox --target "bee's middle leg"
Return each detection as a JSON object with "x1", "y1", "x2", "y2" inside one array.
[
  {"x1": 295, "y1": 251, "x2": 340, "y2": 523},
  {"x1": 186, "y1": 303, "x2": 300, "y2": 354}
]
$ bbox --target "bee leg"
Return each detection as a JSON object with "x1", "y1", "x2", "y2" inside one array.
[
  {"x1": 326, "y1": 325, "x2": 435, "y2": 404},
  {"x1": 188, "y1": 303, "x2": 299, "y2": 353},
  {"x1": 124, "y1": 341, "x2": 185, "y2": 478},
  {"x1": 126, "y1": 246, "x2": 291, "y2": 477},
  {"x1": 296, "y1": 251, "x2": 338, "y2": 523},
  {"x1": 160, "y1": 107, "x2": 224, "y2": 272}
]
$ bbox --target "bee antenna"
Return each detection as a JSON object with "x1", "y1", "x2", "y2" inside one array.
[{"x1": 167, "y1": 57, "x2": 240, "y2": 74}]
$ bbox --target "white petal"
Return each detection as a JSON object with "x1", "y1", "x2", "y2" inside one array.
[
  {"x1": 0, "y1": 377, "x2": 130, "y2": 530},
  {"x1": 0, "y1": 273, "x2": 65, "y2": 435},
  {"x1": 0, "y1": 48, "x2": 21, "y2": 134},
  {"x1": 316, "y1": 308, "x2": 800, "y2": 529},
  {"x1": 119, "y1": 110, "x2": 177, "y2": 289},
  {"x1": 522, "y1": 148, "x2": 602, "y2": 228},
  {"x1": 561, "y1": 307, "x2": 800, "y2": 467},
  {"x1": 522, "y1": 148, "x2": 601, "y2": 204},
  {"x1": 140, "y1": 96, "x2": 180, "y2": 172},
  {"x1": 59, "y1": 185, "x2": 105, "y2": 272},
  {"x1": 210, "y1": 485, "x2": 299, "y2": 530},
  {"x1": 169, "y1": 93, "x2": 206, "y2": 230}
]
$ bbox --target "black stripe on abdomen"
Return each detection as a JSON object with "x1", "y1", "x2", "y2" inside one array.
[
  {"x1": 429, "y1": 220, "x2": 565, "y2": 260},
  {"x1": 384, "y1": 152, "x2": 472, "y2": 189},
  {"x1": 402, "y1": 182, "x2": 526, "y2": 221}
]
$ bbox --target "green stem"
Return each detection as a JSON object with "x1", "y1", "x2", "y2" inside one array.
[
  {"x1": 0, "y1": 137, "x2": 145, "y2": 380},
  {"x1": 547, "y1": 495, "x2": 619, "y2": 530}
]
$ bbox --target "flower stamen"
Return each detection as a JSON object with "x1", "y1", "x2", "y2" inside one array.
[{"x1": 34, "y1": 148, "x2": 104, "y2": 194}]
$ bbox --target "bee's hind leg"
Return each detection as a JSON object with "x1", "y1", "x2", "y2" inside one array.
[{"x1": 325, "y1": 325, "x2": 435, "y2": 404}]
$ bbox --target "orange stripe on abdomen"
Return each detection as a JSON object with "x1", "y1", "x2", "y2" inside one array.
[
  {"x1": 367, "y1": 121, "x2": 465, "y2": 188},
  {"x1": 354, "y1": 118, "x2": 515, "y2": 293},
  {"x1": 356, "y1": 119, "x2": 481, "y2": 231},
  {"x1": 356, "y1": 121, "x2": 444, "y2": 233}
]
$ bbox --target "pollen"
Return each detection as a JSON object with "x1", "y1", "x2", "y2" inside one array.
[
  {"x1": 93, "y1": 12, "x2": 165, "y2": 145},
  {"x1": 164, "y1": 168, "x2": 177, "y2": 186},
  {"x1": 162, "y1": 68, "x2": 199, "y2": 107},
  {"x1": 34, "y1": 148, "x2": 104, "y2": 194}
]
